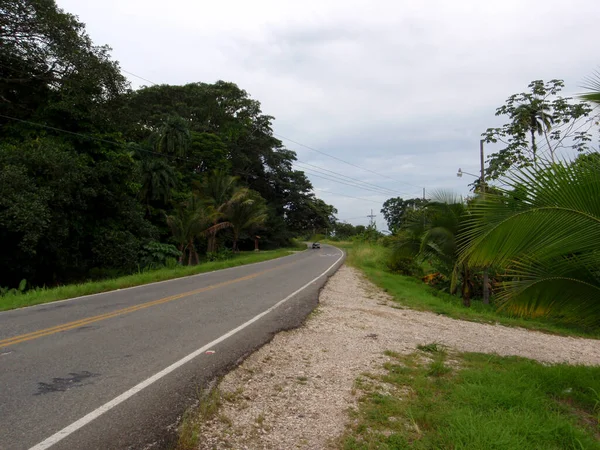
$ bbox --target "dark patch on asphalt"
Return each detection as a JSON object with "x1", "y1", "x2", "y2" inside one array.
[
  {"x1": 73, "y1": 325, "x2": 97, "y2": 332},
  {"x1": 35, "y1": 371, "x2": 100, "y2": 395},
  {"x1": 35, "y1": 303, "x2": 70, "y2": 312}
]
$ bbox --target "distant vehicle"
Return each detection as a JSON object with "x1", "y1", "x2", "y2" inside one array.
[{"x1": 312, "y1": 242, "x2": 321, "y2": 249}]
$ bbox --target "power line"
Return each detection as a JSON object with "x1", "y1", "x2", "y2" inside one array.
[
  {"x1": 315, "y1": 190, "x2": 384, "y2": 204},
  {"x1": 275, "y1": 132, "x2": 424, "y2": 190},
  {"x1": 295, "y1": 166, "x2": 402, "y2": 196},
  {"x1": 0, "y1": 114, "x2": 205, "y2": 166},
  {"x1": 339, "y1": 216, "x2": 370, "y2": 221},
  {"x1": 120, "y1": 69, "x2": 160, "y2": 87},
  {"x1": 99, "y1": 66, "x2": 429, "y2": 196},
  {"x1": 296, "y1": 159, "x2": 414, "y2": 197},
  {"x1": 295, "y1": 162, "x2": 400, "y2": 196}
]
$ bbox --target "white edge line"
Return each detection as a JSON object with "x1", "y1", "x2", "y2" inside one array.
[
  {"x1": 2, "y1": 248, "x2": 309, "y2": 315},
  {"x1": 28, "y1": 248, "x2": 344, "y2": 450}
]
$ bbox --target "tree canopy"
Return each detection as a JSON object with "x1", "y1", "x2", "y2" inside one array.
[{"x1": 0, "y1": 0, "x2": 336, "y2": 288}]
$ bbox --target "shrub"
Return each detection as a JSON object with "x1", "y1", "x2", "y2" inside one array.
[{"x1": 140, "y1": 241, "x2": 182, "y2": 269}]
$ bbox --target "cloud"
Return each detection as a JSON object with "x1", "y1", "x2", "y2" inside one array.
[{"x1": 58, "y1": 0, "x2": 600, "y2": 230}]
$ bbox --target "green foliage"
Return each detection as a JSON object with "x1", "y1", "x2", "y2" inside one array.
[
  {"x1": 346, "y1": 242, "x2": 600, "y2": 337},
  {"x1": 0, "y1": 0, "x2": 335, "y2": 289},
  {"x1": 141, "y1": 241, "x2": 182, "y2": 269},
  {"x1": 381, "y1": 197, "x2": 428, "y2": 233},
  {"x1": 483, "y1": 79, "x2": 594, "y2": 179},
  {"x1": 206, "y1": 248, "x2": 234, "y2": 262},
  {"x1": 345, "y1": 350, "x2": 600, "y2": 449},
  {"x1": 581, "y1": 70, "x2": 600, "y2": 106},
  {"x1": 227, "y1": 190, "x2": 268, "y2": 251},
  {"x1": 459, "y1": 156, "x2": 600, "y2": 326}
]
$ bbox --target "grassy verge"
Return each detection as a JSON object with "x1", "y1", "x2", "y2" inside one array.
[
  {"x1": 0, "y1": 247, "x2": 305, "y2": 312},
  {"x1": 336, "y1": 241, "x2": 600, "y2": 338},
  {"x1": 344, "y1": 347, "x2": 600, "y2": 449}
]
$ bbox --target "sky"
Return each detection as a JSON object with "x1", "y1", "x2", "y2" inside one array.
[{"x1": 57, "y1": 0, "x2": 599, "y2": 231}]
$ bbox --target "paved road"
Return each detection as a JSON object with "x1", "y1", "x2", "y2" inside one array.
[{"x1": 0, "y1": 245, "x2": 344, "y2": 450}]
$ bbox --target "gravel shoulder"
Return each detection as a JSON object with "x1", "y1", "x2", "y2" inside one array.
[{"x1": 195, "y1": 265, "x2": 600, "y2": 449}]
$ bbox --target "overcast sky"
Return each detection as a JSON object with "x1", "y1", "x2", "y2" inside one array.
[{"x1": 57, "y1": 0, "x2": 599, "y2": 230}]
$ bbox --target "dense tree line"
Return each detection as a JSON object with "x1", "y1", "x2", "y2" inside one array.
[{"x1": 0, "y1": 0, "x2": 336, "y2": 288}]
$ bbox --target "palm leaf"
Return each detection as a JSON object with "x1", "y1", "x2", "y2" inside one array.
[{"x1": 459, "y1": 156, "x2": 600, "y2": 320}]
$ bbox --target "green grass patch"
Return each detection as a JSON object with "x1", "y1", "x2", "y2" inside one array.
[
  {"x1": 344, "y1": 349, "x2": 600, "y2": 450},
  {"x1": 343, "y1": 242, "x2": 600, "y2": 339},
  {"x1": 0, "y1": 248, "x2": 304, "y2": 311}
]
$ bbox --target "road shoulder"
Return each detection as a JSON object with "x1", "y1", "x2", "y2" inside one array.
[{"x1": 187, "y1": 265, "x2": 600, "y2": 449}]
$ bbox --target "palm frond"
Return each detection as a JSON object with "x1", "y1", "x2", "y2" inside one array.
[
  {"x1": 459, "y1": 155, "x2": 600, "y2": 321},
  {"x1": 581, "y1": 70, "x2": 600, "y2": 105}
]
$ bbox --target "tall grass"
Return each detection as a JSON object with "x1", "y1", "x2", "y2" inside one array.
[
  {"x1": 343, "y1": 242, "x2": 600, "y2": 338},
  {"x1": 0, "y1": 247, "x2": 304, "y2": 311}
]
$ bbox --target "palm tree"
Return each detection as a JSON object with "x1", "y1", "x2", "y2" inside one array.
[
  {"x1": 392, "y1": 192, "x2": 473, "y2": 306},
  {"x1": 138, "y1": 156, "x2": 177, "y2": 214},
  {"x1": 152, "y1": 116, "x2": 190, "y2": 157},
  {"x1": 196, "y1": 170, "x2": 248, "y2": 253},
  {"x1": 166, "y1": 196, "x2": 213, "y2": 265},
  {"x1": 227, "y1": 191, "x2": 268, "y2": 251},
  {"x1": 458, "y1": 158, "x2": 600, "y2": 324},
  {"x1": 514, "y1": 101, "x2": 554, "y2": 164}
]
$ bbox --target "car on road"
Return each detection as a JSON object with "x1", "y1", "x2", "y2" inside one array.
[{"x1": 312, "y1": 242, "x2": 321, "y2": 249}]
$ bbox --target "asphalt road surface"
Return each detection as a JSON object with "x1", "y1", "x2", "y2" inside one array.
[{"x1": 0, "y1": 245, "x2": 344, "y2": 450}]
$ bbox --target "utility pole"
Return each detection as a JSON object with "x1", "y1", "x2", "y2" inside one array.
[
  {"x1": 480, "y1": 139, "x2": 485, "y2": 192},
  {"x1": 480, "y1": 139, "x2": 490, "y2": 305},
  {"x1": 367, "y1": 209, "x2": 376, "y2": 227},
  {"x1": 422, "y1": 187, "x2": 426, "y2": 201}
]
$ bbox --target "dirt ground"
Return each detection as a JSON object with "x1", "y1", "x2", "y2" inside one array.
[{"x1": 196, "y1": 265, "x2": 600, "y2": 449}]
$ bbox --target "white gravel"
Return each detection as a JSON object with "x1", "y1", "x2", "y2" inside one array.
[{"x1": 196, "y1": 265, "x2": 600, "y2": 449}]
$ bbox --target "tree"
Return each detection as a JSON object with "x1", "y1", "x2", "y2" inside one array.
[
  {"x1": 381, "y1": 197, "x2": 428, "y2": 233},
  {"x1": 137, "y1": 154, "x2": 178, "y2": 212},
  {"x1": 513, "y1": 101, "x2": 554, "y2": 166},
  {"x1": 227, "y1": 191, "x2": 268, "y2": 251},
  {"x1": 390, "y1": 193, "x2": 473, "y2": 305},
  {"x1": 458, "y1": 157, "x2": 600, "y2": 325},
  {"x1": 483, "y1": 80, "x2": 594, "y2": 179},
  {"x1": 151, "y1": 116, "x2": 191, "y2": 157},
  {"x1": 196, "y1": 170, "x2": 248, "y2": 253},
  {"x1": 166, "y1": 195, "x2": 213, "y2": 265},
  {"x1": 0, "y1": 0, "x2": 129, "y2": 135}
]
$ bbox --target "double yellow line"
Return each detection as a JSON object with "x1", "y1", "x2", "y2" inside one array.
[{"x1": 0, "y1": 261, "x2": 294, "y2": 349}]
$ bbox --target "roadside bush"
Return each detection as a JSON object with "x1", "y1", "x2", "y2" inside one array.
[
  {"x1": 387, "y1": 252, "x2": 421, "y2": 276},
  {"x1": 206, "y1": 247, "x2": 234, "y2": 262},
  {"x1": 140, "y1": 241, "x2": 182, "y2": 269}
]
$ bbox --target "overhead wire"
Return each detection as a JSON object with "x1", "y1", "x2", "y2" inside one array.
[
  {"x1": 274, "y1": 132, "x2": 424, "y2": 190},
  {"x1": 3, "y1": 64, "x2": 428, "y2": 198},
  {"x1": 296, "y1": 167, "x2": 408, "y2": 196},
  {"x1": 295, "y1": 159, "x2": 408, "y2": 196},
  {"x1": 294, "y1": 163, "x2": 403, "y2": 196},
  {"x1": 103, "y1": 67, "x2": 428, "y2": 196},
  {"x1": 0, "y1": 114, "x2": 206, "y2": 166},
  {"x1": 314, "y1": 190, "x2": 384, "y2": 204}
]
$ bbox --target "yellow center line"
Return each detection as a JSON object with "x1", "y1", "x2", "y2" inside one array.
[{"x1": 0, "y1": 259, "x2": 300, "y2": 348}]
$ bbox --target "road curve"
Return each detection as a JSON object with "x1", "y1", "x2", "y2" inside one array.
[{"x1": 0, "y1": 245, "x2": 344, "y2": 450}]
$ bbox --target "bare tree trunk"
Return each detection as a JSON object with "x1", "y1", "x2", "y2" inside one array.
[
  {"x1": 531, "y1": 128, "x2": 537, "y2": 167},
  {"x1": 462, "y1": 265, "x2": 471, "y2": 307},
  {"x1": 483, "y1": 268, "x2": 489, "y2": 305},
  {"x1": 188, "y1": 240, "x2": 193, "y2": 266},
  {"x1": 178, "y1": 244, "x2": 184, "y2": 264},
  {"x1": 232, "y1": 230, "x2": 238, "y2": 252},
  {"x1": 207, "y1": 233, "x2": 216, "y2": 254}
]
